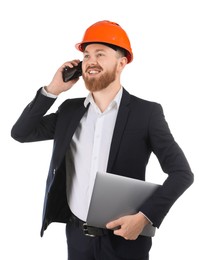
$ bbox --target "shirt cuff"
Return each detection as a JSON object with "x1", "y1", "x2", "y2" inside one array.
[
  {"x1": 139, "y1": 211, "x2": 153, "y2": 225},
  {"x1": 41, "y1": 87, "x2": 58, "y2": 99}
]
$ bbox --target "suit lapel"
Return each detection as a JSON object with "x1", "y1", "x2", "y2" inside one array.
[
  {"x1": 54, "y1": 100, "x2": 89, "y2": 168},
  {"x1": 107, "y1": 89, "x2": 131, "y2": 172}
]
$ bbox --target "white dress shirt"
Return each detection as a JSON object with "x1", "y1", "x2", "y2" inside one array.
[{"x1": 65, "y1": 88, "x2": 123, "y2": 221}]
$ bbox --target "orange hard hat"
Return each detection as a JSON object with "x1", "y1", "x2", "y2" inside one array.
[{"x1": 75, "y1": 20, "x2": 133, "y2": 63}]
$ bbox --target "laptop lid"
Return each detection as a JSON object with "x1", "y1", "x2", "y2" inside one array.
[{"x1": 86, "y1": 172, "x2": 161, "y2": 237}]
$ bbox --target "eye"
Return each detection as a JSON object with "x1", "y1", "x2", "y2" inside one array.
[
  {"x1": 97, "y1": 52, "x2": 104, "y2": 57},
  {"x1": 83, "y1": 54, "x2": 89, "y2": 59}
]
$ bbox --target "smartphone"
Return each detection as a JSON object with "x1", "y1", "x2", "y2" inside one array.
[{"x1": 62, "y1": 61, "x2": 82, "y2": 82}]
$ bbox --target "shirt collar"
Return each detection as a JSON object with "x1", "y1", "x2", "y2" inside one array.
[{"x1": 84, "y1": 87, "x2": 123, "y2": 112}]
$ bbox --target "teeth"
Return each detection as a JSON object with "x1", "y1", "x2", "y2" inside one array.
[{"x1": 89, "y1": 70, "x2": 99, "y2": 74}]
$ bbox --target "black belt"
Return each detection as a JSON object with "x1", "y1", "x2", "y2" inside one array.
[{"x1": 69, "y1": 214, "x2": 108, "y2": 237}]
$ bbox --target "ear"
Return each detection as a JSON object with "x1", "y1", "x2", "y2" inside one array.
[{"x1": 118, "y1": 56, "x2": 128, "y2": 71}]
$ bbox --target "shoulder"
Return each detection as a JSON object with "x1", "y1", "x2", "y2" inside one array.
[
  {"x1": 58, "y1": 97, "x2": 86, "y2": 111},
  {"x1": 122, "y1": 88, "x2": 163, "y2": 113}
]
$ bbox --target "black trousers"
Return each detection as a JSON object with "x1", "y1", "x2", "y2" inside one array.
[{"x1": 66, "y1": 222, "x2": 149, "y2": 260}]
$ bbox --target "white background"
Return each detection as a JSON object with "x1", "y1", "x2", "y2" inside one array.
[{"x1": 1, "y1": 0, "x2": 198, "y2": 259}]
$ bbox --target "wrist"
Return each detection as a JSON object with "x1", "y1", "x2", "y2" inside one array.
[
  {"x1": 138, "y1": 211, "x2": 151, "y2": 225},
  {"x1": 45, "y1": 85, "x2": 60, "y2": 96},
  {"x1": 42, "y1": 86, "x2": 58, "y2": 98}
]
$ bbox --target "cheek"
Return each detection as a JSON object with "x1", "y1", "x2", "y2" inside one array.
[{"x1": 82, "y1": 62, "x2": 86, "y2": 72}]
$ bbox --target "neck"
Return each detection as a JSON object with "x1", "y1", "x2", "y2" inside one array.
[{"x1": 92, "y1": 83, "x2": 121, "y2": 112}]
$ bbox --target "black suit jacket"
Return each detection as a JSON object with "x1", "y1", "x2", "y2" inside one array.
[{"x1": 11, "y1": 88, "x2": 193, "y2": 257}]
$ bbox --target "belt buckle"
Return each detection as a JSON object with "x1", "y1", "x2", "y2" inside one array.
[{"x1": 82, "y1": 223, "x2": 96, "y2": 237}]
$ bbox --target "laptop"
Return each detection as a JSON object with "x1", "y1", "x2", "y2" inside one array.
[{"x1": 86, "y1": 172, "x2": 161, "y2": 237}]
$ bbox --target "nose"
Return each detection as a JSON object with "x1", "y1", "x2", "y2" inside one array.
[
  {"x1": 85, "y1": 60, "x2": 99, "y2": 71},
  {"x1": 87, "y1": 58, "x2": 98, "y2": 66}
]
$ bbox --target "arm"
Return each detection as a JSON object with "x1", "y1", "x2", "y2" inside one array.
[
  {"x1": 139, "y1": 103, "x2": 194, "y2": 227},
  {"x1": 107, "y1": 103, "x2": 194, "y2": 239},
  {"x1": 11, "y1": 60, "x2": 81, "y2": 143},
  {"x1": 11, "y1": 88, "x2": 57, "y2": 142}
]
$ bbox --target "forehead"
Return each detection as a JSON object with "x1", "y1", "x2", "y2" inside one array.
[{"x1": 84, "y1": 43, "x2": 115, "y2": 53}]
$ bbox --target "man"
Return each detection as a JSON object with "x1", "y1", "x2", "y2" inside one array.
[{"x1": 11, "y1": 20, "x2": 193, "y2": 260}]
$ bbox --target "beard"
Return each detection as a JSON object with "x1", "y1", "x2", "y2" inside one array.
[{"x1": 82, "y1": 63, "x2": 117, "y2": 92}]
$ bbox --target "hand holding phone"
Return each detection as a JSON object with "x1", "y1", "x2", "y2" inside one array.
[{"x1": 62, "y1": 61, "x2": 82, "y2": 82}]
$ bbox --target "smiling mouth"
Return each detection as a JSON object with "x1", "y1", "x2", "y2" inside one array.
[
  {"x1": 88, "y1": 70, "x2": 100, "y2": 75},
  {"x1": 86, "y1": 67, "x2": 102, "y2": 75}
]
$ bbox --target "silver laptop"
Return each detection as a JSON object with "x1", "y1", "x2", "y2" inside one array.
[{"x1": 86, "y1": 172, "x2": 161, "y2": 237}]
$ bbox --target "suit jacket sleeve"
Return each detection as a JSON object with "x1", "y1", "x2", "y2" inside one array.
[
  {"x1": 11, "y1": 88, "x2": 58, "y2": 142},
  {"x1": 139, "y1": 103, "x2": 194, "y2": 228}
]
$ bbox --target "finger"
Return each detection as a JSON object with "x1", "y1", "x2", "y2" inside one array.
[
  {"x1": 61, "y1": 60, "x2": 80, "y2": 69},
  {"x1": 114, "y1": 228, "x2": 138, "y2": 240},
  {"x1": 113, "y1": 226, "x2": 129, "y2": 238},
  {"x1": 106, "y1": 219, "x2": 122, "y2": 229},
  {"x1": 113, "y1": 228, "x2": 123, "y2": 236}
]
